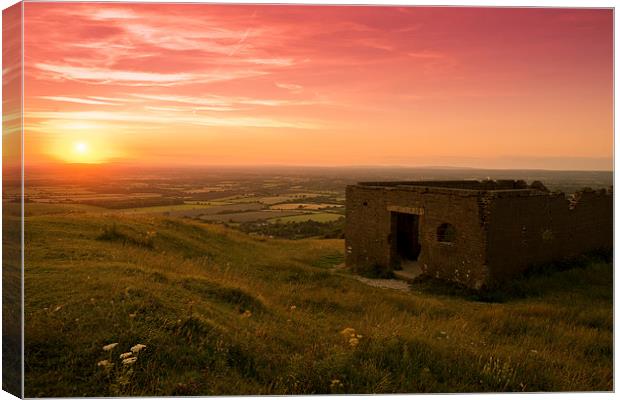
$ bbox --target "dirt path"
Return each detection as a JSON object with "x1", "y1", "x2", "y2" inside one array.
[
  {"x1": 352, "y1": 275, "x2": 411, "y2": 292},
  {"x1": 331, "y1": 264, "x2": 412, "y2": 292}
]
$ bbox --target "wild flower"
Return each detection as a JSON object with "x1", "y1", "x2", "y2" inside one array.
[
  {"x1": 241, "y1": 310, "x2": 252, "y2": 318},
  {"x1": 330, "y1": 379, "x2": 343, "y2": 389},
  {"x1": 348, "y1": 337, "x2": 359, "y2": 347},
  {"x1": 340, "y1": 327, "x2": 356, "y2": 337},
  {"x1": 129, "y1": 313, "x2": 137, "y2": 318},
  {"x1": 120, "y1": 352, "x2": 133, "y2": 359},
  {"x1": 53, "y1": 305, "x2": 62, "y2": 312},
  {"x1": 131, "y1": 344, "x2": 146, "y2": 353},
  {"x1": 122, "y1": 357, "x2": 138, "y2": 366},
  {"x1": 290, "y1": 305, "x2": 297, "y2": 310},
  {"x1": 97, "y1": 360, "x2": 113, "y2": 368},
  {"x1": 103, "y1": 343, "x2": 119, "y2": 351}
]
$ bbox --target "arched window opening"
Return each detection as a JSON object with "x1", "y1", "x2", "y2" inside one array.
[{"x1": 437, "y1": 223, "x2": 456, "y2": 244}]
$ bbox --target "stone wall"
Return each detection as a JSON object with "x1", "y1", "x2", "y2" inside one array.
[
  {"x1": 485, "y1": 188, "x2": 613, "y2": 282},
  {"x1": 345, "y1": 181, "x2": 613, "y2": 289},
  {"x1": 358, "y1": 180, "x2": 528, "y2": 190},
  {"x1": 345, "y1": 184, "x2": 489, "y2": 288}
]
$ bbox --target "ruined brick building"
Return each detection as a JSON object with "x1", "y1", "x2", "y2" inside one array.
[{"x1": 345, "y1": 180, "x2": 613, "y2": 289}]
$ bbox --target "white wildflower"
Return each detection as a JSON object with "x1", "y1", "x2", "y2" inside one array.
[
  {"x1": 97, "y1": 360, "x2": 112, "y2": 367},
  {"x1": 330, "y1": 379, "x2": 343, "y2": 389},
  {"x1": 102, "y1": 343, "x2": 118, "y2": 351},
  {"x1": 122, "y1": 357, "x2": 137, "y2": 365},
  {"x1": 131, "y1": 344, "x2": 146, "y2": 353},
  {"x1": 340, "y1": 327, "x2": 356, "y2": 337},
  {"x1": 120, "y1": 352, "x2": 133, "y2": 359}
]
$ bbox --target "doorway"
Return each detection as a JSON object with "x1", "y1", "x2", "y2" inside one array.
[{"x1": 392, "y1": 212, "x2": 421, "y2": 262}]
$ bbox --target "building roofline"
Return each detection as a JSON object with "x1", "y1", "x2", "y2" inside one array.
[{"x1": 349, "y1": 179, "x2": 557, "y2": 196}]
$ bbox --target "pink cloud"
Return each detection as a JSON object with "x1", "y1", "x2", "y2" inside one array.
[
  {"x1": 26, "y1": 110, "x2": 320, "y2": 129},
  {"x1": 22, "y1": 4, "x2": 612, "y2": 168},
  {"x1": 34, "y1": 63, "x2": 267, "y2": 86},
  {"x1": 39, "y1": 96, "x2": 123, "y2": 105}
]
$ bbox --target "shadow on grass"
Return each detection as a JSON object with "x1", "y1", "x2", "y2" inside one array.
[
  {"x1": 409, "y1": 250, "x2": 612, "y2": 303},
  {"x1": 96, "y1": 223, "x2": 155, "y2": 249},
  {"x1": 355, "y1": 263, "x2": 396, "y2": 279}
]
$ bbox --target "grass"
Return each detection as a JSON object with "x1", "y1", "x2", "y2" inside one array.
[
  {"x1": 3, "y1": 203, "x2": 23, "y2": 396},
  {"x1": 24, "y1": 204, "x2": 612, "y2": 396}
]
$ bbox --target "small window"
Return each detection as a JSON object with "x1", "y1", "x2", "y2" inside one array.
[{"x1": 437, "y1": 223, "x2": 456, "y2": 244}]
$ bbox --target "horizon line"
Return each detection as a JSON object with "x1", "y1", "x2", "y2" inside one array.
[{"x1": 19, "y1": 161, "x2": 614, "y2": 173}]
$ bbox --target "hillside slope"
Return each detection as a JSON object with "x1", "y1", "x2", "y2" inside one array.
[{"x1": 23, "y1": 204, "x2": 612, "y2": 396}]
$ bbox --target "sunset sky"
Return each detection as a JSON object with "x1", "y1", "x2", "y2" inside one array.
[{"x1": 21, "y1": 4, "x2": 613, "y2": 169}]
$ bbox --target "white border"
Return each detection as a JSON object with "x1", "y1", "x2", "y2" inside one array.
[{"x1": 0, "y1": 1, "x2": 616, "y2": 400}]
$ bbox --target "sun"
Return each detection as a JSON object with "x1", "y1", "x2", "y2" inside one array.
[
  {"x1": 74, "y1": 141, "x2": 89, "y2": 155},
  {"x1": 48, "y1": 129, "x2": 121, "y2": 164}
]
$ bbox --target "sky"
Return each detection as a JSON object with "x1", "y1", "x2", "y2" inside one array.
[{"x1": 20, "y1": 3, "x2": 613, "y2": 169}]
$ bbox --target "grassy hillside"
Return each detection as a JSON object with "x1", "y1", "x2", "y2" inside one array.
[{"x1": 24, "y1": 203, "x2": 612, "y2": 396}]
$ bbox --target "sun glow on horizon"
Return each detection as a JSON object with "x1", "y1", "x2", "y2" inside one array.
[
  {"x1": 44, "y1": 132, "x2": 122, "y2": 164},
  {"x1": 63, "y1": 139, "x2": 100, "y2": 163},
  {"x1": 74, "y1": 141, "x2": 88, "y2": 155}
]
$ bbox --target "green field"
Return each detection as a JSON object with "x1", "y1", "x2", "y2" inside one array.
[
  {"x1": 119, "y1": 203, "x2": 218, "y2": 214},
  {"x1": 120, "y1": 203, "x2": 268, "y2": 218},
  {"x1": 197, "y1": 210, "x2": 306, "y2": 223},
  {"x1": 269, "y1": 213, "x2": 344, "y2": 223},
  {"x1": 23, "y1": 202, "x2": 107, "y2": 216},
  {"x1": 23, "y1": 204, "x2": 612, "y2": 396}
]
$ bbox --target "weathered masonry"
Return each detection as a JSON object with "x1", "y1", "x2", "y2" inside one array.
[{"x1": 345, "y1": 180, "x2": 613, "y2": 289}]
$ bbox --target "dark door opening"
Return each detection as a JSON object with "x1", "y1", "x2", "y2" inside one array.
[{"x1": 393, "y1": 212, "x2": 421, "y2": 261}]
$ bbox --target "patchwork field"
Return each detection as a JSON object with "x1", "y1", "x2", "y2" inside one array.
[{"x1": 22, "y1": 181, "x2": 347, "y2": 235}]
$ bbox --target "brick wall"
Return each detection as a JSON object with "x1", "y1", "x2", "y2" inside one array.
[
  {"x1": 485, "y1": 188, "x2": 613, "y2": 282},
  {"x1": 345, "y1": 181, "x2": 613, "y2": 289},
  {"x1": 345, "y1": 184, "x2": 488, "y2": 288},
  {"x1": 358, "y1": 180, "x2": 528, "y2": 190}
]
